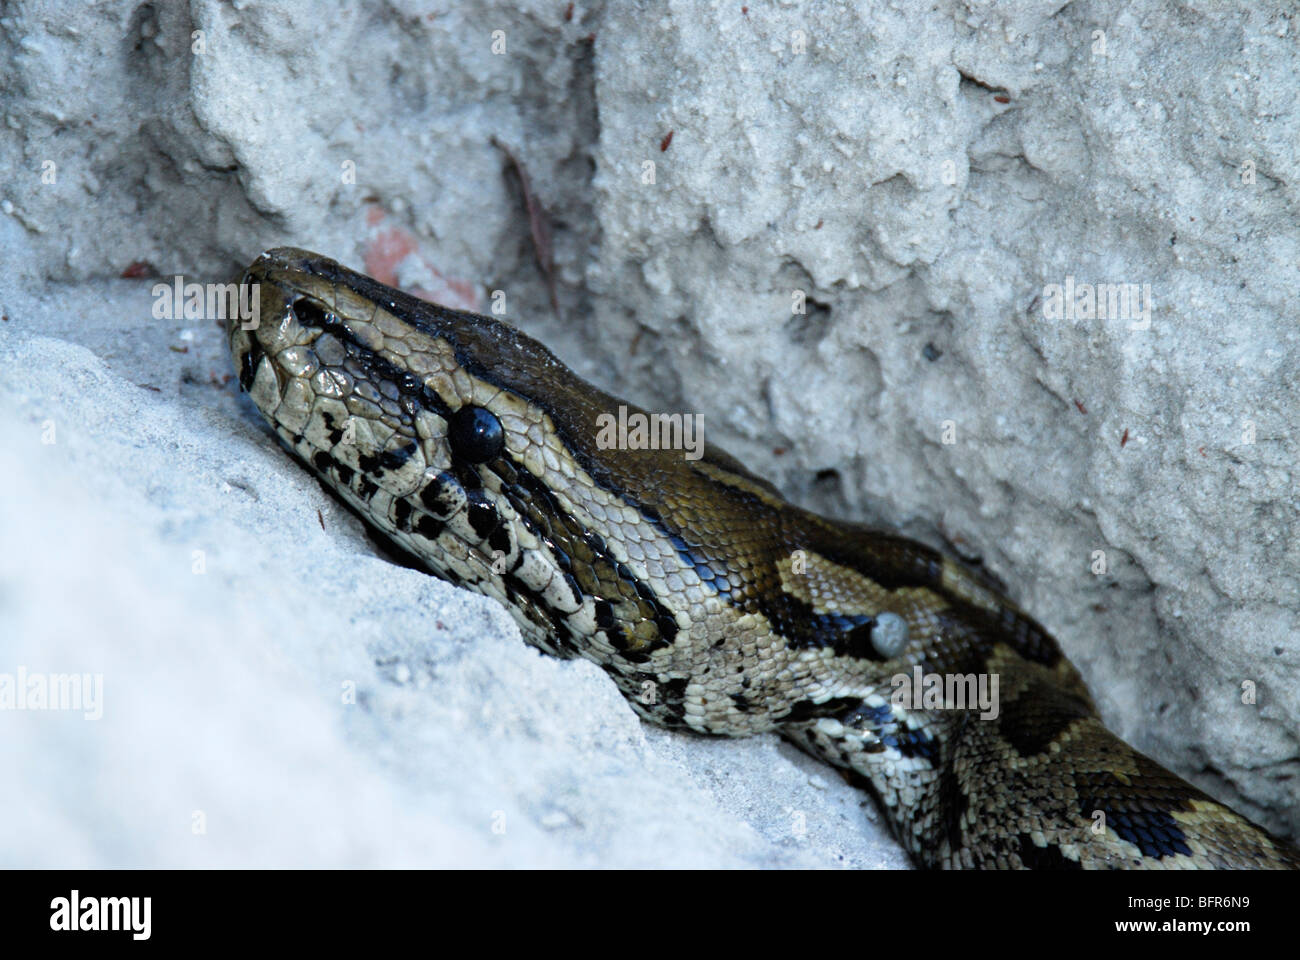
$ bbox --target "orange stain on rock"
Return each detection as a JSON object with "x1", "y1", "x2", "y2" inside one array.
[{"x1": 360, "y1": 204, "x2": 481, "y2": 312}]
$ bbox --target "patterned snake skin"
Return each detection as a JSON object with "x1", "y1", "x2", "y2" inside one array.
[{"x1": 229, "y1": 247, "x2": 1298, "y2": 869}]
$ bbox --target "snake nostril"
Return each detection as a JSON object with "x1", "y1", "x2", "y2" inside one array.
[{"x1": 292, "y1": 298, "x2": 328, "y2": 328}]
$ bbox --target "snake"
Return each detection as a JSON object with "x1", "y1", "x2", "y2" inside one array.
[{"x1": 228, "y1": 246, "x2": 1298, "y2": 869}]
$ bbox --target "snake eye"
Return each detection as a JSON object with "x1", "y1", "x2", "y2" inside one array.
[{"x1": 448, "y1": 405, "x2": 504, "y2": 463}]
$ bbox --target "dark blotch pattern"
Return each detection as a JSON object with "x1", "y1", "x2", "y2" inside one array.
[
  {"x1": 1076, "y1": 761, "x2": 1196, "y2": 861},
  {"x1": 996, "y1": 681, "x2": 1093, "y2": 757},
  {"x1": 465, "y1": 492, "x2": 499, "y2": 539},
  {"x1": 420, "y1": 472, "x2": 461, "y2": 517},
  {"x1": 1016, "y1": 834, "x2": 1084, "y2": 870}
]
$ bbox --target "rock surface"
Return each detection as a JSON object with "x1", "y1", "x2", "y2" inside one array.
[{"x1": 1, "y1": 0, "x2": 1296, "y2": 866}]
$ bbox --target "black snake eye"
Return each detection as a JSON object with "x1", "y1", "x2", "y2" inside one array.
[{"x1": 448, "y1": 405, "x2": 504, "y2": 463}]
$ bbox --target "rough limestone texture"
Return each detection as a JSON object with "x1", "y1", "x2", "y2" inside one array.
[{"x1": 1, "y1": 0, "x2": 1296, "y2": 867}]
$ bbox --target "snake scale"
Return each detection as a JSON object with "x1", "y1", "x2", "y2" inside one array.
[{"x1": 229, "y1": 247, "x2": 1298, "y2": 870}]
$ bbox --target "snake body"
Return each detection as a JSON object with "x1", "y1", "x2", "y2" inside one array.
[{"x1": 230, "y1": 247, "x2": 1298, "y2": 869}]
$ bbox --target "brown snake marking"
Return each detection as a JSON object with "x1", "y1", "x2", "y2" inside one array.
[{"x1": 229, "y1": 247, "x2": 1298, "y2": 870}]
